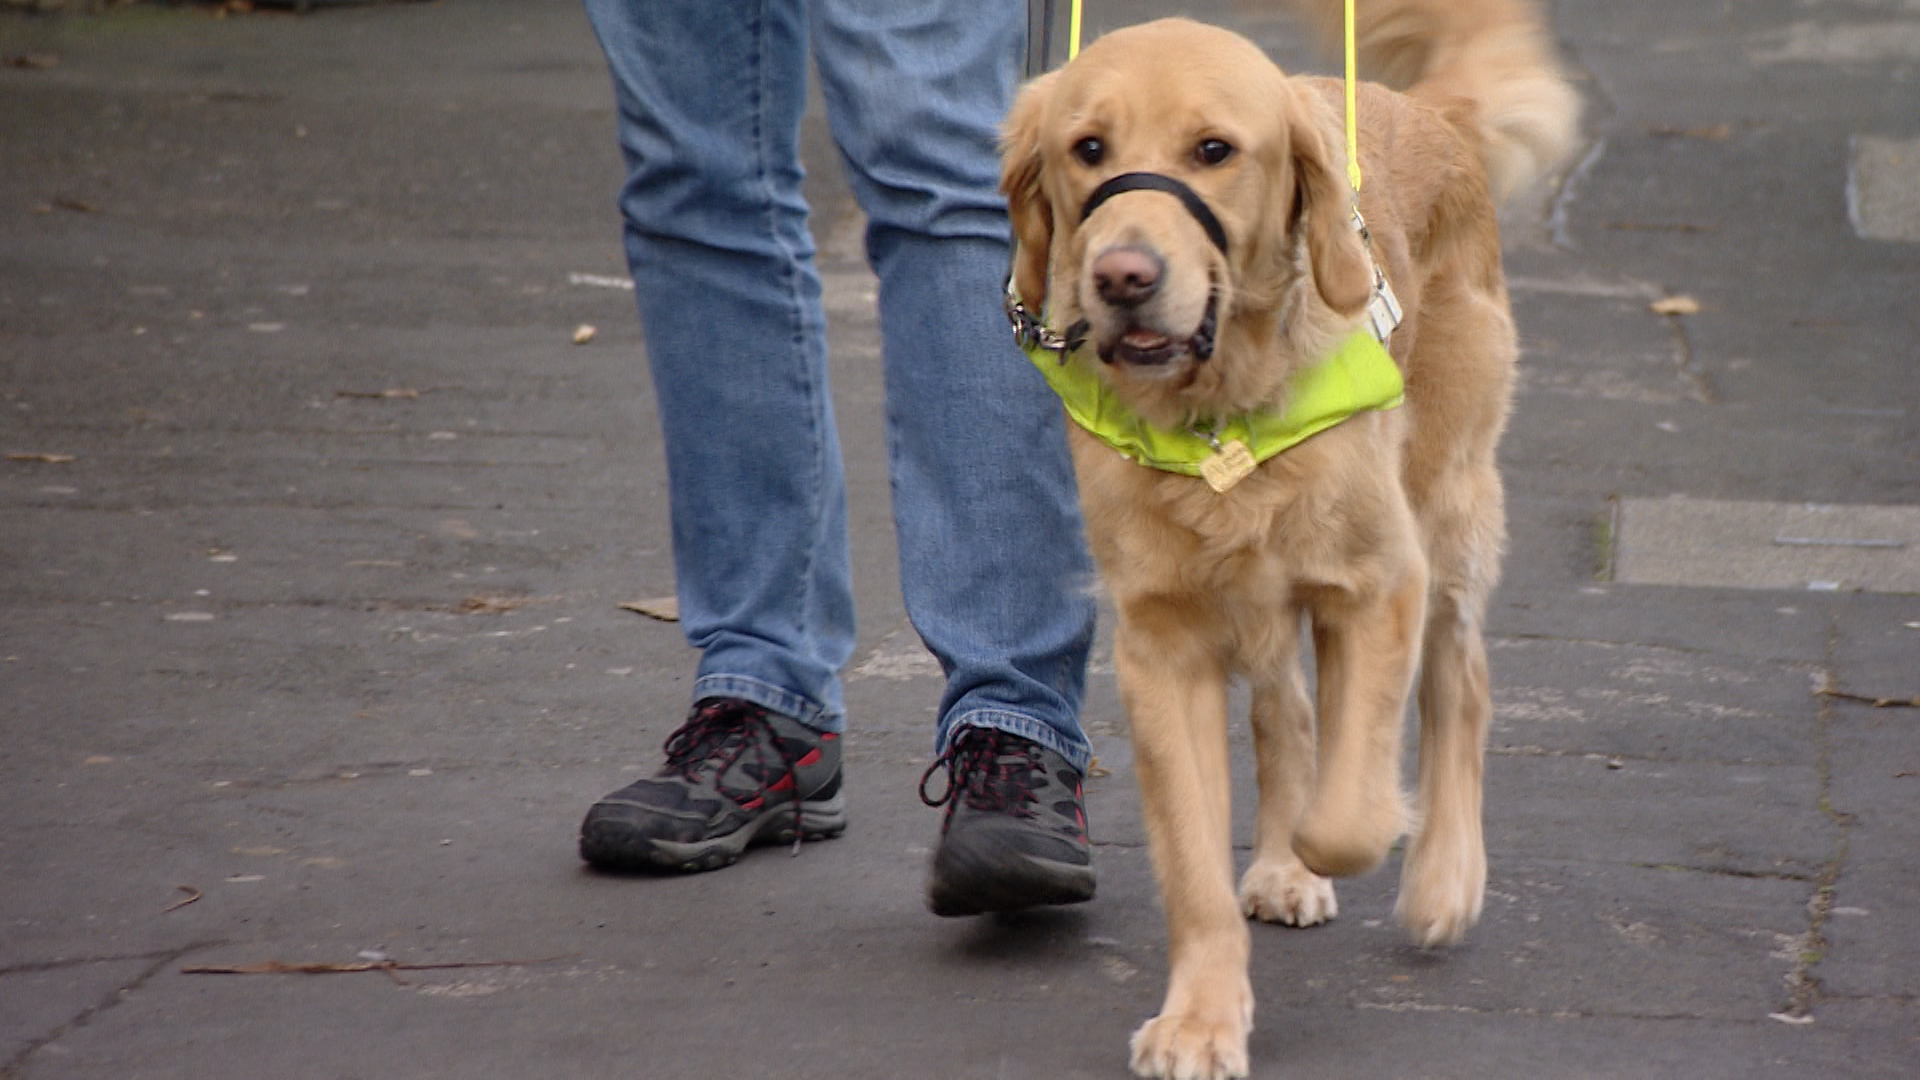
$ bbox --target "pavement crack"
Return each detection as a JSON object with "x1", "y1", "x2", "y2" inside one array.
[
  {"x1": 1546, "y1": 137, "x2": 1606, "y2": 252},
  {"x1": 1629, "y1": 862, "x2": 1814, "y2": 884},
  {"x1": 1655, "y1": 304, "x2": 1718, "y2": 404},
  {"x1": 1545, "y1": 35, "x2": 1614, "y2": 253},
  {"x1": 1352, "y1": 1001, "x2": 1710, "y2": 1023},
  {"x1": 1821, "y1": 991, "x2": 1920, "y2": 1004},
  {"x1": 0, "y1": 949, "x2": 206, "y2": 978},
  {"x1": 1543, "y1": 34, "x2": 1718, "y2": 404},
  {"x1": 1491, "y1": 746, "x2": 1803, "y2": 773},
  {"x1": 1774, "y1": 618, "x2": 1858, "y2": 1024},
  {"x1": 1, "y1": 942, "x2": 222, "y2": 1080},
  {"x1": 1491, "y1": 631, "x2": 1818, "y2": 671}
]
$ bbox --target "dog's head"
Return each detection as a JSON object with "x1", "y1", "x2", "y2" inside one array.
[{"x1": 1002, "y1": 19, "x2": 1372, "y2": 428}]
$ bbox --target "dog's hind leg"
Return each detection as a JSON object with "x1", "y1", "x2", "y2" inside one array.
[
  {"x1": 1397, "y1": 480, "x2": 1503, "y2": 947},
  {"x1": 1391, "y1": 267, "x2": 1515, "y2": 946},
  {"x1": 1117, "y1": 602, "x2": 1253, "y2": 1080},
  {"x1": 1239, "y1": 618, "x2": 1337, "y2": 927},
  {"x1": 1396, "y1": 587, "x2": 1492, "y2": 946}
]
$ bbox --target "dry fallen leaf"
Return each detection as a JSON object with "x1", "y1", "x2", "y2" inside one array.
[
  {"x1": 1650, "y1": 295, "x2": 1701, "y2": 317},
  {"x1": 619, "y1": 596, "x2": 680, "y2": 622},
  {"x1": 1606, "y1": 221, "x2": 1716, "y2": 234},
  {"x1": 336, "y1": 387, "x2": 423, "y2": 400},
  {"x1": 6, "y1": 452, "x2": 76, "y2": 463},
  {"x1": 568, "y1": 272, "x2": 635, "y2": 291},
  {"x1": 462, "y1": 594, "x2": 535, "y2": 615},
  {"x1": 572, "y1": 324, "x2": 597, "y2": 345},
  {"x1": 1651, "y1": 123, "x2": 1732, "y2": 141}
]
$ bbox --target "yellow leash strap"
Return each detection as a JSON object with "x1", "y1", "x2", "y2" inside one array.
[
  {"x1": 1344, "y1": 0, "x2": 1362, "y2": 190},
  {"x1": 1069, "y1": 0, "x2": 1083, "y2": 59}
]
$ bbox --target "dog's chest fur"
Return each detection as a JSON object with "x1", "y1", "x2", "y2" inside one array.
[{"x1": 1069, "y1": 405, "x2": 1417, "y2": 620}]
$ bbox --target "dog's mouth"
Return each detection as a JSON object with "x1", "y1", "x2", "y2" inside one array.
[
  {"x1": 1106, "y1": 326, "x2": 1182, "y2": 367},
  {"x1": 1096, "y1": 289, "x2": 1220, "y2": 369}
]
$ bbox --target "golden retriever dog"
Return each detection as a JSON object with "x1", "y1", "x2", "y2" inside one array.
[{"x1": 999, "y1": 2, "x2": 1578, "y2": 1076}]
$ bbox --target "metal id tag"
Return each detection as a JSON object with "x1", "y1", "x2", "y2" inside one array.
[{"x1": 1200, "y1": 439, "x2": 1257, "y2": 493}]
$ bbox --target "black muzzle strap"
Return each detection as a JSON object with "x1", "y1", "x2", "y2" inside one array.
[{"x1": 1079, "y1": 172, "x2": 1230, "y2": 257}]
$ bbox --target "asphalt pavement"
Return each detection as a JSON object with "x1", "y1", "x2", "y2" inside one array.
[{"x1": 2, "y1": 1, "x2": 1916, "y2": 1077}]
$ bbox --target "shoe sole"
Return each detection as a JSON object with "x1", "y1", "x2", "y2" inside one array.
[
  {"x1": 580, "y1": 791, "x2": 847, "y2": 873},
  {"x1": 927, "y1": 851, "x2": 1096, "y2": 917}
]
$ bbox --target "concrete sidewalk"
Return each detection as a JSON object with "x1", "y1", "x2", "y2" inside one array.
[{"x1": 2, "y1": 1, "x2": 1915, "y2": 1076}]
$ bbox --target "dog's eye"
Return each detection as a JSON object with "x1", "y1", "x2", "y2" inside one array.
[
  {"x1": 1195, "y1": 139, "x2": 1234, "y2": 166},
  {"x1": 1072, "y1": 137, "x2": 1105, "y2": 166}
]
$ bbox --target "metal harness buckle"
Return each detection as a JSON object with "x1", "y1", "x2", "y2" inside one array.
[
  {"x1": 1003, "y1": 279, "x2": 1089, "y2": 364},
  {"x1": 1351, "y1": 209, "x2": 1403, "y2": 344}
]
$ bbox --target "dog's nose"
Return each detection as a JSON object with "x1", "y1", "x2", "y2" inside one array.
[{"x1": 1092, "y1": 245, "x2": 1163, "y2": 308}]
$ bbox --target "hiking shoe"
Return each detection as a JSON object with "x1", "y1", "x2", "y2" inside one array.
[
  {"x1": 579, "y1": 697, "x2": 845, "y2": 873},
  {"x1": 919, "y1": 726, "x2": 1095, "y2": 916}
]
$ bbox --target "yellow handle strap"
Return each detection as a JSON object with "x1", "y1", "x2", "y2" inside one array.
[
  {"x1": 1069, "y1": 0, "x2": 1083, "y2": 59},
  {"x1": 1344, "y1": 0, "x2": 1362, "y2": 190}
]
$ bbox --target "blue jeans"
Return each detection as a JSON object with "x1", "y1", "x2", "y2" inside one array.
[{"x1": 583, "y1": 0, "x2": 1098, "y2": 769}]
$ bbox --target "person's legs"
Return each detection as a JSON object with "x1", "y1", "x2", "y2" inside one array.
[
  {"x1": 809, "y1": 0, "x2": 1097, "y2": 772},
  {"x1": 584, "y1": 0, "x2": 854, "y2": 732},
  {"x1": 811, "y1": 0, "x2": 1100, "y2": 912},
  {"x1": 578, "y1": 0, "x2": 850, "y2": 872}
]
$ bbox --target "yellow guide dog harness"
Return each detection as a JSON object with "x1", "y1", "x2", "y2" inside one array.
[
  {"x1": 1011, "y1": 304, "x2": 1404, "y2": 492},
  {"x1": 1005, "y1": 190, "x2": 1405, "y2": 493}
]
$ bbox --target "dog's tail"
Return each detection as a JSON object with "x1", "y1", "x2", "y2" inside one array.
[{"x1": 1282, "y1": 0, "x2": 1581, "y2": 201}]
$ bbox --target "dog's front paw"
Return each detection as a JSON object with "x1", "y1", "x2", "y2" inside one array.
[
  {"x1": 1129, "y1": 1008, "x2": 1250, "y2": 1080},
  {"x1": 1238, "y1": 858, "x2": 1337, "y2": 927},
  {"x1": 1395, "y1": 831, "x2": 1486, "y2": 947}
]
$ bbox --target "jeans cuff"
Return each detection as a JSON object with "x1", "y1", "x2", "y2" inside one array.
[
  {"x1": 692, "y1": 674, "x2": 844, "y2": 735},
  {"x1": 941, "y1": 708, "x2": 1092, "y2": 773}
]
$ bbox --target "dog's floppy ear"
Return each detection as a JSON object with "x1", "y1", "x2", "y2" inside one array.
[
  {"x1": 1287, "y1": 97, "x2": 1373, "y2": 317},
  {"x1": 1000, "y1": 72, "x2": 1058, "y2": 311}
]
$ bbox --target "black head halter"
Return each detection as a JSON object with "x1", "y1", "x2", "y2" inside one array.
[{"x1": 1078, "y1": 172, "x2": 1230, "y2": 256}]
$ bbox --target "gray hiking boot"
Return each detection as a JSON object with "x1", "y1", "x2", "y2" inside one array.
[
  {"x1": 580, "y1": 697, "x2": 845, "y2": 873},
  {"x1": 920, "y1": 725, "x2": 1095, "y2": 916}
]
